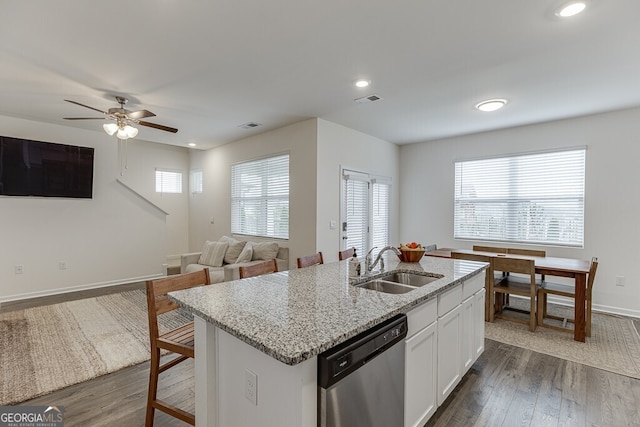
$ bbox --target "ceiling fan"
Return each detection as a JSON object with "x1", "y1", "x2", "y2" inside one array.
[{"x1": 64, "y1": 96, "x2": 178, "y2": 139}]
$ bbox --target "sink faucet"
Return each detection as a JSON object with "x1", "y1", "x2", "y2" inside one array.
[{"x1": 366, "y1": 246, "x2": 402, "y2": 273}]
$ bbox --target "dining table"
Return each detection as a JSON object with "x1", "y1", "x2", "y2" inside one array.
[{"x1": 426, "y1": 248, "x2": 591, "y2": 342}]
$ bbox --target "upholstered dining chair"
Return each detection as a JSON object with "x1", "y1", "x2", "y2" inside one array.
[
  {"x1": 338, "y1": 247, "x2": 355, "y2": 261},
  {"x1": 491, "y1": 256, "x2": 539, "y2": 331},
  {"x1": 537, "y1": 257, "x2": 599, "y2": 336},
  {"x1": 239, "y1": 258, "x2": 279, "y2": 278},
  {"x1": 297, "y1": 252, "x2": 324, "y2": 268},
  {"x1": 145, "y1": 269, "x2": 211, "y2": 426}
]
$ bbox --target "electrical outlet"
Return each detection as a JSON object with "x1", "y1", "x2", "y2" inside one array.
[
  {"x1": 615, "y1": 276, "x2": 625, "y2": 287},
  {"x1": 15, "y1": 265, "x2": 24, "y2": 274},
  {"x1": 58, "y1": 262, "x2": 67, "y2": 270},
  {"x1": 245, "y1": 369, "x2": 257, "y2": 406}
]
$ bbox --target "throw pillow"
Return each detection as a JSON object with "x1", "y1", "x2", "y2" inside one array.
[
  {"x1": 219, "y1": 236, "x2": 247, "y2": 264},
  {"x1": 198, "y1": 241, "x2": 229, "y2": 267},
  {"x1": 251, "y1": 242, "x2": 279, "y2": 261},
  {"x1": 236, "y1": 242, "x2": 253, "y2": 263}
]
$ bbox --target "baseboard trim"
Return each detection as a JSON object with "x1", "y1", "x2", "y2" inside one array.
[{"x1": 0, "y1": 274, "x2": 163, "y2": 305}]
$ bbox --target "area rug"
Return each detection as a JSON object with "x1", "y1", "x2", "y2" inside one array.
[
  {"x1": 485, "y1": 299, "x2": 640, "y2": 379},
  {"x1": 0, "y1": 289, "x2": 190, "y2": 405}
]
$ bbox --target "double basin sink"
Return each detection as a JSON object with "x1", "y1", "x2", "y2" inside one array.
[{"x1": 354, "y1": 271, "x2": 443, "y2": 294}]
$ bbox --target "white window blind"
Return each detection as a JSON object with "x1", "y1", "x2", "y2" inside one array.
[
  {"x1": 190, "y1": 169, "x2": 203, "y2": 194},
  {"x1": 454, "y1": 148, "x2": 586, "y2": 247},
  {"x1": 343, "y1": 175, "x2": 369, "y2": 256},
  {"x1": 231, "y1": 154, "x2": 289, "y2": 239},
  {"x1": 342, "y1": 171, "x2": 391, "y2": 258},
  {"x1": 372, "y1": 179, "x2": 390, "y2": 252},
  {"x1": 155, "y1": 169, "x2": 183, "y2": 193}
]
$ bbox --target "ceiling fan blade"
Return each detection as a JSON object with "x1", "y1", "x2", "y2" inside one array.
[
  {"x1": 64, "y1": 99, "x2": 108, "y2": 115},
  {"x1": 63, "y1": 117, "x2": 107, "y2": 120},
  {"x1": 126, "y1": 109, "x2": 156, "y2": 120},
  {"x1": 138, "y1": 120, "x2": 179, "y2": 134}
]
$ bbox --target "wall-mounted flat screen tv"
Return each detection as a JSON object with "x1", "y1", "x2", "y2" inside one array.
[{"x1": 0, "y1": 136, "x2": 94, "y2": 198}]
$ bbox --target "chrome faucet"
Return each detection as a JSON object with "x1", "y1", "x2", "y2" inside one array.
[{"x1": 366, "y1": 246, "x2": 402, "y2": 273}]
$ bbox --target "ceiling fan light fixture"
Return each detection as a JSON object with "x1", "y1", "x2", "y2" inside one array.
[
  {"x1": 555, "y1": 1, "x2": 586, "y2": 17},
  {"x1": 475, "y1": 98, "x2": 508, "y2": 112},
  {"x1": 116, "y1": 125, "x2": 138, "y2": 140},
  {"x1": 103, "y1": 122, "x2": 118, "y2": 136}
]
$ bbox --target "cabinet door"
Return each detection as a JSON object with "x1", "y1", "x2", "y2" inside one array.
[
  {"x1": 404, "y1": 321, "x2": 437, "y2": 427},
  {"x1": 437, "y1": 304, "x2": 462, "y2": 406},
  {"x1": 461, "y1": 295, "x2": 475, "y2": 374},
  {"x1": 474, "y1": 289, "x2": 486, "y2": 361}
]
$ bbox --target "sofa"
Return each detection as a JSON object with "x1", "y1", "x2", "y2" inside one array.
[{"x1": 180, "y1": 236, "x2": 289, "y2": 283}]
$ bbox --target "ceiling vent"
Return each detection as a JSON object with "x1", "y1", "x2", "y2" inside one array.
[
  {"x1": 354, "y1": 94, "x2": 382, "y2": 104},
  {"x1": 239, "y1": 122, "x2": 261, "y2": 129}
]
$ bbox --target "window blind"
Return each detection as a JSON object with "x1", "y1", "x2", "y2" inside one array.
[
  {"x1": 155, "y1": 169, "x2": 183, "y2": 193},
  {"x1": 454, "y1": 148, "x2": 586, "y2": 247},
  {"x1": 372, "y1": 180, "x2": 390, "y2": 252},
  {"x1": 343, "y1": 176, "x2": 369, "y2": 256},
  {"x1": 231, "y1": 154, "x2": 289, "y2": 239}
]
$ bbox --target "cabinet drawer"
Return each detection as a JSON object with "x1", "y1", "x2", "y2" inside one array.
[
  {"x1": 438, "y1": 286, "x2": 462, "y2": 317},
  {"x1": 462, "y1": 273, "x2": 484, "y2": 300},
  {"x1": 407, "y1": 297, "x2": 437, "y2": 338}
]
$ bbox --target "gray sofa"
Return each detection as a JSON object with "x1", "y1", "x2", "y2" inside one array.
[{"x1": 180, "y1": 238, "x2": 289, "y2": 283}]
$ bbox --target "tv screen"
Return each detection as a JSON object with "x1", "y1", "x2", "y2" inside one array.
[{"x1": 0, "y1": 136, "x2": 94, "y2": 198}]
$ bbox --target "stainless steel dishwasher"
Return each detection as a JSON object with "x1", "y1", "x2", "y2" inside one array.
[{"x1": 318, "y1": 314, "x2": 407, "y2": 427}]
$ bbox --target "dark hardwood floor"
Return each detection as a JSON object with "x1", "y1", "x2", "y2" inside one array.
[{"x1": 22, "y1": 338, "x2": 640, "y2": 427}]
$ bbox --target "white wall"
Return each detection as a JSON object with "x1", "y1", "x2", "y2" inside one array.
[
  {"x1": 188, "y1": 119, "x2": 319, "y2": 265},
  {"x1": 316, "y1": 119, "x2": 400, "y2": 262},
  {"x1": 0, "y1": 115, "x2": 189, "y2": 302},
  {"x1": 399, "y1": 107, "x2": 640, "y2": 317}
]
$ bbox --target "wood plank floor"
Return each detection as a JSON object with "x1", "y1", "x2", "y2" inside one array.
[{"x1": 22, "y1": 338, "x2": 640, "y2": 427}]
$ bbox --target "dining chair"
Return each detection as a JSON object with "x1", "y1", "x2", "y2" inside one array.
[
  {"x1": 506, "y1": 248, "x2": 546, "y2": 257},
  {"x1": 424, "y1": 244, "x2": 437, "y2": 252},
  {"x1": 297, "y1": 252, "x2": 324, "y2": 268},
  {"x1": 473, "y1": 245, "x2": 508, "y2": 254},
  {"x1": 338, "y1": 248, "x2": 355, "y2": 261},
  {"x1": 491, "y1": 256, "x2": 539, "y2": 331},
  {"x1": 145, "y1": 269, "x2": 211, "y2": 426},
  {"x1": 452, "y1": 251, "x2": 493, "y2": 321},
  {"x1": 537, "y1": 257, "x2": 598, "y2": 336},
  {"x1": 239, "y1": 258, "x2": 279, "y2": 278}
]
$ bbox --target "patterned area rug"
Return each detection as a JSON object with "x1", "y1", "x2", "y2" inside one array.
[
  {"x1": 485, "y1": 298, "x2": 640, "y2": 379},
  {"x1": 0, "y1": 289, "x2": 190, "y2": 405}
]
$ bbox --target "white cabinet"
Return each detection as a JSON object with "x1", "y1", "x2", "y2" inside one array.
[
  {"x1": 436, "y1": 302, "x2": 462, "y2": 405},
  {"x1": 404, "y1": 321, "x2": 437, "y2": 427},
  {"x1": 405, "y1": 298, "x2": 437, "y2": 427},
  {"x1": 404, "y1": 271, "x2": 486, "y2": 425},
  {"x1": 474, "y1": 289, "x2": 485, "y2": 361}
]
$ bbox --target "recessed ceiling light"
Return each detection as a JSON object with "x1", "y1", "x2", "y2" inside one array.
[
  {"x1": 188, "y1": 142, "x2": 197, "y2": 147},
  {"x1": 555, "y1": 1, "x2": 586, "y2": 17},
  {"x1": 475, "y1": 99, "x2": 508, "y2": 112},
  {"x1": 354, "y1": 79, "x2": 371, "y2": 88}
]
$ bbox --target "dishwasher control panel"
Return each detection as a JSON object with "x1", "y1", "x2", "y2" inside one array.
[{"x1": 318, "y1": 314, "x2": 407, "y2": 388}]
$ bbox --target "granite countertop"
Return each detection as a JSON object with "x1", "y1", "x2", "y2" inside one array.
[{"x1": 168, "y1": 254, "x2": 487, "y2": 366}]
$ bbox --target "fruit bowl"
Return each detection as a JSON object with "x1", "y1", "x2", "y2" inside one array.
[{"x1": 397, "y1": 248, "x2": 425, "y2": 262}]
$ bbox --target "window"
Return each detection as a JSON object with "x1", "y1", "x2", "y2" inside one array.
[
  {"x1": 190, "y1": 169, "x2": 203, "y2": 194},
  {"x1": 342, "y1": 170, "x2": 391, "y2": 257},
  {"x1": 231, "y1": 153, "x2": 289, "y2": 239},
  {"x1": 155, "y1": 169, "x2": 183, "y2": 193},
  {"x1": 454, "y1": 147, "x2": 586, "y2": 247}
]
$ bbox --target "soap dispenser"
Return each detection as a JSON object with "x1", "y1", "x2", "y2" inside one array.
[{"x1": 349, "y1": 249, "x2": 361, "y2": 277}]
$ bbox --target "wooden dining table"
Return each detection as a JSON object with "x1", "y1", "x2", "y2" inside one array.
[{"x1": 426, "y1": 248, "x2": 591, "y2": 342}]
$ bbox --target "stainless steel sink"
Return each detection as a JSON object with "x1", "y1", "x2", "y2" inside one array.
[
  {"x1": 356, "y1": 279, "x2": 415, "y2": 294},
  {"x1": 354, "y1": 271, "x2": 444, "y2": 294},
  {"x1": 377, "y1": 272, "x2": 442, "y2": 287}
]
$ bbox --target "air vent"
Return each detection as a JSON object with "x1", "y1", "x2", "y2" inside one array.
[
  {"x1": 354, "y1": 94, "x2": 382, "y2": 104},
  {"x1": 239, "y1": 122, "x2": 261, "y2": 129}
]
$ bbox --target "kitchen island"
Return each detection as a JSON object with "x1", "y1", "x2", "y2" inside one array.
[{"x1": 169, "y1": 254, "x2": 487, "y2": 427}]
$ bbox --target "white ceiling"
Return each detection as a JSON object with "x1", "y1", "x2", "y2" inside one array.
[{"x1": 1, "y1": 0, "x2": 639, "y2": 150}]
